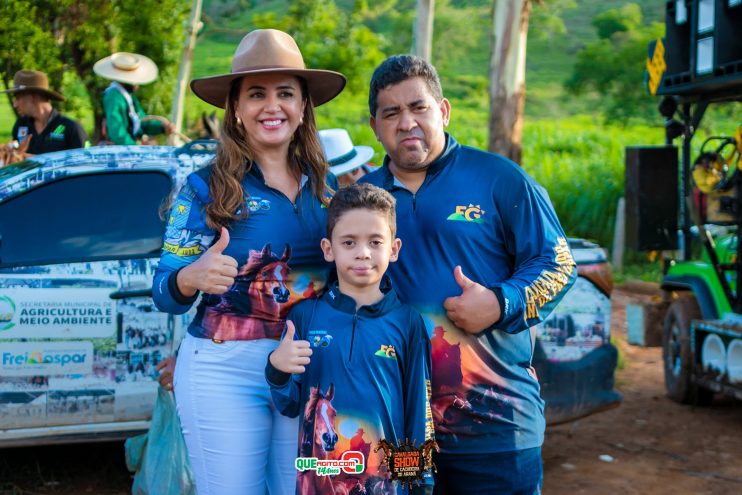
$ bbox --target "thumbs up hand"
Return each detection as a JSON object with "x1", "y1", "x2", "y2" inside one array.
[
  {"x1": 443, "y1": 266, "x2": 501, "y2": 334},
  {"x1": 269, "y1": 321, "x2": 313, "y2": 374},
  {"x1": 176, "y1": 227, "x2": 239, "y2": 296}
]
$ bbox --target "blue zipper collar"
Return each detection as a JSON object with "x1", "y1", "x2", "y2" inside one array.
[
  {"x1": 246, "y1": 158, "x2": 309, "y2": 189},
  {"x1": 324, "y1": 276, "x2": 399, "y2": 316},
  {"x1": 380, "y1": 133, "x2": 459, "y2": 190}
]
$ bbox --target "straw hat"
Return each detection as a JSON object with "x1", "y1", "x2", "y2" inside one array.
[
  {"x1": 319, "y1": 129, "x2": 374, "y2": 176},
  {"x1": 1, "y1": 70, "x2": 64, "y2": 101},
  {"x1": 190, "y1": 29, "x2": 346, "y2": 109},
  {"x1": 93, "y1": 52, "x2": 159, "y2": 85}
]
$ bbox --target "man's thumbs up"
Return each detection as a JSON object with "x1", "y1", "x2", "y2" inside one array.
[
  {"x1": 453, "y1": 265, "x2": 475, "y2": 291},
  {"x1": 270, "y1": 320, "x2": 313, "y2": 374},
  {"x1": 443, "y1": 265, "x2": 501, "y2": 335}
]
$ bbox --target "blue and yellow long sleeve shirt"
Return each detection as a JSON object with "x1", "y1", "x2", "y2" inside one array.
[
  {"x1": 152, "y1": 163, "x2": 335, "y2": 341},
  {"x1": 266, "y1": 282, "x2": 435, "y2": 494},
  {"x1": 360, "y1": 135, "x2": 577, "y2": 454}
]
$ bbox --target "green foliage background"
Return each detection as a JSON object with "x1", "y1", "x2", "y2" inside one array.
[{"x1": 1, "y1": 0, "x2": 740, "y2": 257}]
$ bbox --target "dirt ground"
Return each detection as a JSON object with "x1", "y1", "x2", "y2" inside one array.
[
  {"x1": 1, "y1": 286, "x2": 741, "y2": 495},
  {"x1": 542, "y1": 288, "x2": 742, "y2": 495}
]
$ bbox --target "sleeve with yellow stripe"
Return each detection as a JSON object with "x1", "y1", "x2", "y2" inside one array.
[{"x1": 152, "y1": 173, "x2": 216, "y2": 314}]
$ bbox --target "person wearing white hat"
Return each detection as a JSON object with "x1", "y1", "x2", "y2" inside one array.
[
  {"x1": 94, "y1": 52, "x2": 174, "y2": 144},
  {"x1": 318, "y1": 128, "x2": 376, "y2": 186},
  {"x1": 151, "y1": 29, "x2": 345, "y2": 495},
  {"x1": 2, "y1": 69, "x2": 88, "y2": 154}
]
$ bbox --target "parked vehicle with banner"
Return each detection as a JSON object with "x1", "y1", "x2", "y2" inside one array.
[
  {"x1": 0, "y1": 143, "x2": 619, "y2": 446},
  {"x1": 0, "y1": 143, "x2": 214, "y2": 447},
  {"x1": 534, "y1": 238, "x2": 621, "y2": 424}
]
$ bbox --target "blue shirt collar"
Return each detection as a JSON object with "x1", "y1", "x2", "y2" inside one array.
[
  {"x1": 380, "y1": 133, "x2": 458, "y2": 190},
  {"x1": 323, "y1": 276, "x2": 398, "y2": 316},
  {"x1": 246, "y1": 159, "x2": 309, "y2": 188}
]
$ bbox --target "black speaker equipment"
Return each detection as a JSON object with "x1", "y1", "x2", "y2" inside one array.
[{"x1": 625, "y1": 146, "x2": 679, "y2": 250}]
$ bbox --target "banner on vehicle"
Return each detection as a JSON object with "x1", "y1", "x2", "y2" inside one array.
[{"x1": 0, "y1": 289, "x2": 115, "y2": 338}]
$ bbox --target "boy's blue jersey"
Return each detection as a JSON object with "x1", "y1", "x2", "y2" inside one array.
[
  {"x1": 360, "y1": 135, "x2": 577, "y2": 454},
  {"x1": 152, "y1": 163, "x2": 335, "y2": 341},
  {"x1": 266, "y1": 282, "x2": 435, "y2": 494}
]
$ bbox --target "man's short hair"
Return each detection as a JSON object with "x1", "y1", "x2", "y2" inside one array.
[
  {"x1": 327, "y1": 183, "x2": 397, "y2": 239},
  {"x1": 368, "y1": 55, "x2": 444, "y2": 116}
]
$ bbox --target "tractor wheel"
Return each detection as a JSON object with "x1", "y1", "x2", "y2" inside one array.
[{"x1": 662, "y1": 296, "x2": 714, "y2": 405}]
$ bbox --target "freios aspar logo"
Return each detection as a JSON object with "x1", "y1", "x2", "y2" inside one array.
[{"x1": 2, "y1": 350, "x2": 87, "y2": 367}]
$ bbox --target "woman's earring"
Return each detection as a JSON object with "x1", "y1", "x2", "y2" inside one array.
[
  {"x1": 300, "y1": 117, "x2": 304, "y2": 125},
  {"x1": 236, "y1": 116, "x2": 242, "y2": 125}
]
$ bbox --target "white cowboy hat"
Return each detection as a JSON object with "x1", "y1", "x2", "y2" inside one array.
[
  {"x1": 93, "y1": 52, "x2": 159, "y2": 85},
  {"x1": 319, "y1": 129, "x2": 375, "y2": 176},
  {"x1": 190, "y1": 29, "x2": 346, "y2": 108}
]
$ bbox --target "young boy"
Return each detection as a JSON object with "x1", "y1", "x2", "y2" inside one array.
[{"x1": 265, "y1": 183, "x2": 435, "y2": 495}]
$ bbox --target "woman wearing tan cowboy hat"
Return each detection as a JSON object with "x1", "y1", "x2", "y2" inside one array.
[
  {"x1": 151, "y1": 29, "x2": 345, "y2": 495},
  {"x1": 2, "y1": 69, "x2": 88, "y2": 155},
  {"x1": 94, "y1": 52, "x2": 175, "y2": 144}
]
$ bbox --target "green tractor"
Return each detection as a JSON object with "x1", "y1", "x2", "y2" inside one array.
[{"x1": 639, "y1": 0, "x2": 742, "y2": 405}]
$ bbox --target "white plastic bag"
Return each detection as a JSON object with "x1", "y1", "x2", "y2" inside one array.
[{"x1": 125, "y1": 386, "x2": 195, "y2": 495}]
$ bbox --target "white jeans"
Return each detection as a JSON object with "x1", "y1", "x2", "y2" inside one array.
[{"x1": 174, "y1": 334, "x2": 298, "y2": 495}]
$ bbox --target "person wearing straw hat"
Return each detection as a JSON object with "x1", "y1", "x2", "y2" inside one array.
[
  {"x1": 318, "y1": 128, "x2": 377, "y2": 186},
  {"x1": 94, "y1": 52, "x2": 174, "y2": 145},
  {"x1": 2, "y1": 69, "x2": 88, "y2": 155},
  {"x1": 151, "y1": 29, "x2": 345, "y2": 495}
]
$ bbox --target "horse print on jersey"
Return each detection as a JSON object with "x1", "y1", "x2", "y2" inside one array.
[{"x1": 202, "y1": 243, "x2": 293, "y2": 340}]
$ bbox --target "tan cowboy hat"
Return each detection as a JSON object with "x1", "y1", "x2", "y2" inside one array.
[
  {"x1": 1, "y1": 70, "x2": 64, "y2": 101},
  {"x1": 93, "y1": 52, "x2": 159, "y2": 85},
  {"x1": 190, "y1": 29, "x2": 346, "y2": 109}
]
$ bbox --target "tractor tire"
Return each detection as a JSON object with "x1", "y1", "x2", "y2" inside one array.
[{"x1": 662, "y1": 296, "x2": 714, "y2": 406}]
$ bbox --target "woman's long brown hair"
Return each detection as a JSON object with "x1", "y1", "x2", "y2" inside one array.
[{"x1": 204, "y1": 76, "x2": 332, "y2": 230}]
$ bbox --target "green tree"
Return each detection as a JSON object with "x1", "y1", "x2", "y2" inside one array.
[
  {"x1": 591, "y1": 3, "x2": 643, "y2": 40},
  {"x1": 0, "y1": 0, "x2": 189, "y2": 139},
  {"x1": 0, "y1": 1, "x2": 62, "y2": 108},
  {"x1": 566, "y1": 3, "x2": 664, "y2": 123},
  {"x1": 529, "y1": 0, "x2": 577, "y2": 42}
]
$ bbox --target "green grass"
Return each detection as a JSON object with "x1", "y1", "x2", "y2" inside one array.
[{"x1": 0, "y1": 94, "x2": 14, "y2": 142}]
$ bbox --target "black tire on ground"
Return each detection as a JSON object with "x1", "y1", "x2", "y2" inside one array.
[{"x1": 662, "y1": 296, "x2": 714, "y2": 406}]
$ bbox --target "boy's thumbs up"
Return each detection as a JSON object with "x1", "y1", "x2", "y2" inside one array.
[
  {"x1": 283, "y1": 320, "x2": 296, "y2": 340},
  {"x1": 270, "y1": 320, "x2": 312, "y2": 374}
]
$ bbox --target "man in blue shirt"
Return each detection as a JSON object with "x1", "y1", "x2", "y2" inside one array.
[{"x1": 360, "y1": 55, "x2": 577, "y2": 495}]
